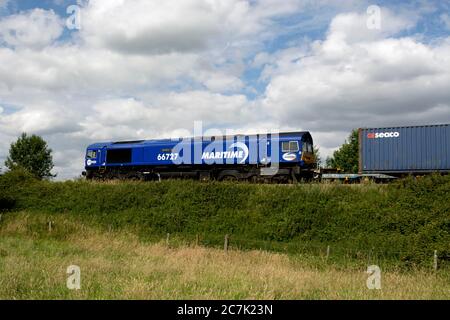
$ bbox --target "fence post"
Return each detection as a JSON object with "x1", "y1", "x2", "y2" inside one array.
[
  {"x1": 224, "y1": 234, "x2": 229, "y2": 253},
  {"x1": 434, "y1": 250, "x2": 438, "y2": 271},
  {"x1": 166, "y1": 233, "x2": 170, "y2": 246},
  {"x1": 369, "y1": 247, "x2": 375, "y2": 265},
  {"x1": 48, "y1": 221, "x2": 53, "y2": 232},
  {"x1": 326, "y1": 245, "x2": 330, "y2": 260}
]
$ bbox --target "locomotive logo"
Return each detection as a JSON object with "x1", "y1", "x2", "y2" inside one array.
[
  {"x1": 367, "y1": 132, "x2": 400, "y2": 139},
  {"x1": 282, "y1": 153, "x2": 297, "y2": 161},
  {"x1": 201, "y1": 142, "x2": 249, "y2": 164},
  {"x1": 86, "y1": 159, "x2": 97, "y2": 166}
]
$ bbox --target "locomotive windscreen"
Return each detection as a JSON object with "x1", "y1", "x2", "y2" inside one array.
[{"x1": 107, "y1": 148, "x2": 132, "y2": 164}]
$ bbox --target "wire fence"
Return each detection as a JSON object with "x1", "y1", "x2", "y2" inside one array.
[
  {"x1": 10, "y1": 217, "x2": 447, "y2": 273},
  {"x1": 161, "y1": 232, "x2": 450, "y2": 272}
]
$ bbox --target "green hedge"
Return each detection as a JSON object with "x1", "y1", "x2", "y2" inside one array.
[{"x1": 1, "y1": 171, "x2": 450, "y2": 265}]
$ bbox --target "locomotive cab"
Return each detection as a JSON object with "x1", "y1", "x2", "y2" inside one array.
[
  {"x1": 299, "y1": 133, "x2": 315, "y2": 166},
  {"x1": 301, "y1": 140, "x2": 315, "y2": 164},
  {"x1": 279, "y1": 132, "x2": 315, "y2": 167},
  {"x1": 85, "y1": 149, "x2": 100, "y2": 167}
]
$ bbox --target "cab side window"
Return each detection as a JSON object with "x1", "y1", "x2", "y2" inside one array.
[
  {"x1": 289, "y1": 141, "x2": 299, "y2": 152},
  {"x1": 87, "y1": 150, "x2": 97, "y2": 159},
  {"x1": 303, "y1": 143, "x2": 313, "y2": 153},
  {"x1": 282, "y1": 141, "x2": 299, "y2": 152}
]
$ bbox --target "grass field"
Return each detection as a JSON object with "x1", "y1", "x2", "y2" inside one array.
[
  {"x1": 0, "y1": 212, "x2": 449, "y2": 300},
  {"x1": 1, "y1": 172, "x2": 449, "y2": 299}
]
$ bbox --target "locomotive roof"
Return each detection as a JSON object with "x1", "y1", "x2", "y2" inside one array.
[{"x1": 87, "y1": 131, "x2": 312, "y2": 149}]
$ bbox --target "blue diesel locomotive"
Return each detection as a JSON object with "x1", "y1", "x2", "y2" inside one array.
[{"x1": 83, "y1": 131, "x2": 316, "y2": 182}]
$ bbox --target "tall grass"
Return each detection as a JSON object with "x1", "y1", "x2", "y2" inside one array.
[{"x1": 0, "y1": 212, "x2": 449, "y2": 299}]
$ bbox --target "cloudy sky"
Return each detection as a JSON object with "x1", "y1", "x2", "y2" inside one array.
[{"x1": 0, "y1": 0, "x2": 449, "y2": 179}]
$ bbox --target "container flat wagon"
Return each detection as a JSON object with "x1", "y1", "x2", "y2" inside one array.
[
  {"x1": 359, "y1": 124, "x2": 450, "y2": 176},
  {"x1": 83, "y1": 132, "x2": 316, "y2": 182}
]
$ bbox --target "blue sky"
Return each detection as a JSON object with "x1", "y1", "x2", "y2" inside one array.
[{"x1": 0, "y1": 0, "x2": 449, "y2": 178}]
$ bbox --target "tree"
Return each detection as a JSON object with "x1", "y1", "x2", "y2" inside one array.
[
  {"x1": 326, "y1": 129, "x2": 359, "y2": 173},
  {"x1": 5, "y1": 133, "x2": 55, "y2": 179}
]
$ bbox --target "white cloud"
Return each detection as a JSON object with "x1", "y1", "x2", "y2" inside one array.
[
  {"x1": 77, "y1": 92, "x2": 254, "y2": 141},
  {"x1": 0, "y1": 45, "x2": 201, "y2": 92},
  {"x1": 261, "y1": 10, "x2": 450, "y2": 153},
  {"x1": 0, "y1": 9, "x2": 64, "y2": 49},
  {"x1": 81, "y1": 0, "x2": 221, "y2": 54},
  {"x1": 327, "y1": 9, "x2": 417, "y2": 44},
  {"x1": 0, "y1": 104, "x2": 81, "y2": 135},
  {"x1": 80, "y1": 0, "x2": 303, "y2": 55}
]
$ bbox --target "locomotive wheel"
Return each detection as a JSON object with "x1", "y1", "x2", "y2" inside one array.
[
  {"x1": 126, "y1": 173, "x2": 142, "y2": 181},
  {"x1": 221, "y1": 175, "x2": 238, "y2": 182}
]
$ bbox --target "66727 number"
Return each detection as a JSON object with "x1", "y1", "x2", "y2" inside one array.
[{"x1": 157, "y1": 153, "x2": 179, "y2": 161}]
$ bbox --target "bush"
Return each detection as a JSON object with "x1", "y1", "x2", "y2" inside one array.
[
  {"x1": 2, "y1": 174, "x2": 450, "y2": 265},
  {"x1": 0, "y1": 196, "x2": 15, "y2": 211},
  {"x1": 0, "y1": 167, "x2": 37, "y2": 186},
  {"x1": 0, "y1": 168, "x2": 38, "y2": 211}
]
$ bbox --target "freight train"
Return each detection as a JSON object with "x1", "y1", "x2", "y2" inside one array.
[
  {"x1": 83, "y1": 124, "x2": 449, "y2": 183},
  {"x1": 82, "y1": 131, "x2": 316, "y2": 182}
]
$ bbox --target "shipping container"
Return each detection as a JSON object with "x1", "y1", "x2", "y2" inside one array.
[{"x1": 359, "y1": 124, "x2": 450, "y2": 174}]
